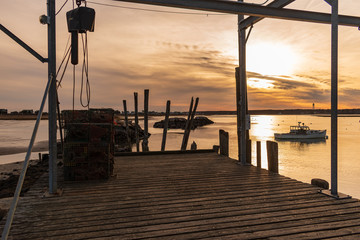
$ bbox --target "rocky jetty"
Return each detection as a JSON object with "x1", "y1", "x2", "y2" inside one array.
[
  {"x1": 0, "y1": 158, "x2": 51, "y2": 221},
  {"x1": 114, "y1": 121, "x2": 148, "y2": 151},
  {"x1": 153, "y1": 116, "x2": 214, "y2": 129}
]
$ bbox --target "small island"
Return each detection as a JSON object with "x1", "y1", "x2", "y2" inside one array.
[{"x1": 153, "y1": 116, "x2": 214, "y2": 129}]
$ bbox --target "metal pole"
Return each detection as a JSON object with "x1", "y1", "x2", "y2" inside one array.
[
  {"x1": 1, "y1": 74, "x2": 54, "y2": 240},
  {"x1": 0, "y1": 24, "x2": 47, "y2": 63},
  {"x1": 238, "y1": 0, "x2": 247, "y2": 165},
  {"x1": 330, "y1": 0, "x2": 338, "y2": 196},
  {"x1": 48, "y1": 0, "x2": 57, "y2": 194}
]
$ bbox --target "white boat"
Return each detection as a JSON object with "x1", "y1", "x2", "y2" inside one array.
[{"x1": 274, "y1": 122, "x2": 327, "y2": 140}]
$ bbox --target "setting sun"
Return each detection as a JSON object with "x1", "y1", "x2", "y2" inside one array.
[{"x1": 246, "y1": 42, "x2": 299, "y2": 76}]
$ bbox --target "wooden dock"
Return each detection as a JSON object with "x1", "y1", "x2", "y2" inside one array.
[{"x1": 2, "y1": 151, "x2": 360, "y2": 239}]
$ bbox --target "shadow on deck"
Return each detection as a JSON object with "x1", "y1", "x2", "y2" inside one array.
[{"x1": 2, "y1": 152, "x2": 360, "y2": 239}]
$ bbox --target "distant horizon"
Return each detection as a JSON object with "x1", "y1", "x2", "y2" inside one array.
[{"x1": 2, "y1": 107, "x2": 360, "y2": 114}]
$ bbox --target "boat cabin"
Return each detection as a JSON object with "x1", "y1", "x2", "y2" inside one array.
[{"x1": 290, "y1": 122, "x2": 310, "y2": 134}]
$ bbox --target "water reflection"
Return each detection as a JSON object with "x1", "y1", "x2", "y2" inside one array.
[
  {"x1": 278, "y1": 138, "x2": 326, "y2": 151},
  {"x1": 250, "y1": 115, "x2": 276, "y2": 141},
  {"x1": 276, "y1": 138, "x2": 326, "y2": 144}
]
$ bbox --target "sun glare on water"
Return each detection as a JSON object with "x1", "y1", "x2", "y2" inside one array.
[{"x1": 246, "y1": 42, "x2": 298, "y2": 76}]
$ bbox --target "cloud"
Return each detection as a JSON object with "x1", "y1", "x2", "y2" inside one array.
[
  {"x1": 2, "y1": 0, "x2": 360, "y2": 112},
  {"x1": 52, "y1": 42, "x2": 360, "y2": 112},
  {"x1": 75, "y1": 45, "x2": 238, "y2": 111}
]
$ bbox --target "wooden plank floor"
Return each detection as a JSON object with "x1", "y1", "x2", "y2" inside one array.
[{"x1": 2, "y1": 152, "x2": 360, "y2": 239}]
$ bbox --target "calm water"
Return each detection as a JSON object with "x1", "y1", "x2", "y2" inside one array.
[
  {"x1": 145, "y1": 115, "x2": 360, "y2": 199},
  {"x1": 1, "y1": 115, "x2": 360, "y2": 198},
  {"x1": 0, "y1": 120, "x2": 48, "y2": 164}
]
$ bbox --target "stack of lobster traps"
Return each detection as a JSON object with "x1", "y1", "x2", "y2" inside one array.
[{"x1": 62, "y1": 109, "x2": 114, "y2": 180}]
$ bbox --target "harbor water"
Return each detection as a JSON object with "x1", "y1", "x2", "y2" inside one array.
[{"x1": 1, "y1": 115, "x2": 360, "y2": 198}]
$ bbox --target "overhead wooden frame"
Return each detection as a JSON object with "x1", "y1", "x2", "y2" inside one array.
[{"x1": 114, "y1": 0, "x2": 360, "y2": 27}]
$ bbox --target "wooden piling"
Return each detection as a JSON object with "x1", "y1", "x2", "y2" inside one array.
[
  {"x1": 181, "y1": 97, "x2": 194, "y2": 150},
  {"x1": 123, "y1": 100, "x2": 132, "y2": 152},
  {"x1": 256, "y1": 141, "x2": 261, "y2": 168},
  {"x1": 134, "y1": 92, "x2": 139, "y2": 152},
  {"x1": 266, "y1": 141, "x2": 278, "y2": 173},
  {"x1": 219, "y1": 129, "x2": 229, "y2": 157},
  {"x1": 161, "y1": 100, "x2": 171, "y2": 152},
  {"x1": 181, "y1": 97, "x2": 199, "y2": 151},
  {"x1": 142, "y1": 89, "x2": 149, "y2": 152}
]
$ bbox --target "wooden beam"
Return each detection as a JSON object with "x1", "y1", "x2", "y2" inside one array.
[
  {"x1": 113, "y1": 0, "x2": 360, "y2": 27},
  {"x1": 239, "y1": 0, "x2": 296, "y2": 29}
]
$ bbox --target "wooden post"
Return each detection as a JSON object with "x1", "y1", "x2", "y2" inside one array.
[
  {"x1": 161, "y1": 100, "x2": 171, "y2": 152},
  {"x1": 246, "y1": 139, "x2": 251, "y2": 165},
  {"x1": 134, "y1": 92, "x2": 139, "y2": 152},
  {"x1": 236, "y1": 0, "x2": 248, "y2": 166},
  {"x1": 219, "y1": 129, "x2": 229, "y2": 157},
  {"x1": 142, "y1": 89, "x2": 149, "y2": 152},
  {"x1": 182, "y1": 97, "x2": 199, "y2": 151},
  {"x1": 235, "y1": 68, "x2": 241, "y2": 162},
  {"x1": 123, "y1": 100, "x2": 132, "y2": 152},
  {"x1": 266, "y1": 141, "x2": 278, "y2": 174},
  {"x1": 256, "y1": 141, "x2": 261, "y2": 168},
  {"x1": 191, "y1": 141, "x2": 197, "y2": 150},
  {"x1": 181, "y1": 97, "x2": 194, "y2": 150}
]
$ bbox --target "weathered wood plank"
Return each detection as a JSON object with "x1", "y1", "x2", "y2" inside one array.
[
  {"x1": 10, "y1": 202, "x2": 360, "y2": 239},
  {"x1": 2, "y1": 152, "x2": 360, "y2": 240}
]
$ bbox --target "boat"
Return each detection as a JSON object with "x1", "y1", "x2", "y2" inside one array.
[{"x1": 274, "y1": 122, "x2": 327, "y2": 140}]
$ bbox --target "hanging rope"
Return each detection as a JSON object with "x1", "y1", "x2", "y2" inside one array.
[{"x1": 80, "y1": 32, "x2": 91, "y2": 108}]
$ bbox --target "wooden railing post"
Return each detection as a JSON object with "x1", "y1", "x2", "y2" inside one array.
[
  {"x1": 266, "y1": 141, "x2": 278, "y2": 173},
  {"x1": 256, "y1": 141, "x2": 261, "y2": 168},
  {"x1": 246, "y1": 139, "x2": 251, "y2": 165},
  {"x1": 219, "y1": 129, "x2": 229, "y2": 157},
  {"x1": 142, "y1": 89, "x2": 149, "y2": 152},
  {"x1": 134, "y1": 92, "x2": 140, "y2": 152}
]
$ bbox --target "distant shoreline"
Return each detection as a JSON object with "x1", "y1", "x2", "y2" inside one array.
[
  {"x1": 0, "y1": 140, "x2": 49, "y2": 156},
  {"x1": 1, "y1": 108, "x2": 360, "y2": 120},
  {"x1": 0, "y1": 115, "x2": 48, "y2": 120}
]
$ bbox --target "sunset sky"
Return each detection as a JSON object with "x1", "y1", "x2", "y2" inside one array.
[{"x1": 1, "y1": 0, "x2": 360, "y2": 112}]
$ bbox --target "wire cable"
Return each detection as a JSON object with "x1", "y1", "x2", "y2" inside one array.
[
  {"x1": 56, "y1": 0, "x2": 69, "y2": 15},
  {"x1": 56, "y1": 35, "x2": 71, "y2": 89},
  {"x1": 57, "y1": 46, "x2": 71, "y2": 89},
  {"x1": 56, "y1": 45, "x2": 71, "y2": 79},
  {"x1": 259, "y1": 0, "x2": 269, "y2": 5}
]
